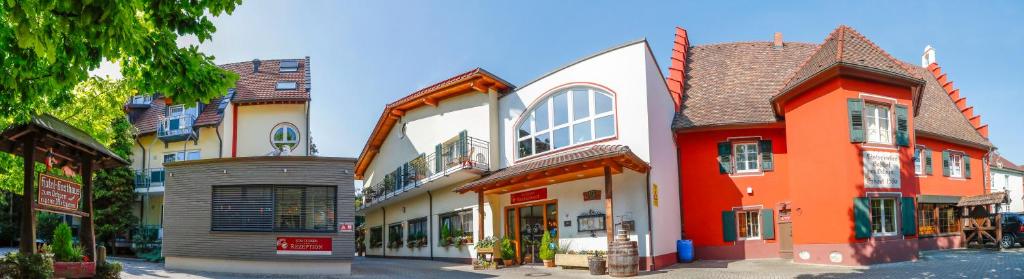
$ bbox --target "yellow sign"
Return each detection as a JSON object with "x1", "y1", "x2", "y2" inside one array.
[{"x1": 652, "y1": 183, "x2": 659, "y2": 207}]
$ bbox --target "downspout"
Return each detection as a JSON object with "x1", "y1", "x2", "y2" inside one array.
[
  {"x1": 216, "y1": 126, "x2": 223, "y2": 158},
  {"x1": 428, "y1": 190, "x2": 434, "y2": 260},
  {"x1": 644, "y1": 171, "x2": 654, "y2": 271},
  {"x1": 984, "y1": 147, "x2": 995, "y2": 193},
  {"x1": 675, "y1": 134, "x2": 686, "y2": 240},
  {"x1": 306, "y1": 102, "x2": 311, "y2": 156},
  {"x1": 382, "y1": 207, "x2": 386, "y2": 258},
  {"x1": 136, "y1": 137, "x2": 147, "y2": 227},
  {"x1": 231, "y1": 104, "x2": 239, "y2": 158}
]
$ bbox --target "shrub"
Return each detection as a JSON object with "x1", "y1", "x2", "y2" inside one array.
[
  {"x1": 0, "y1": 252, "x2": 54, "y2": 279},
  {"x1": 539, "y1": 230, "x2": 554, "y2": 261},
  {"x1": 95, "y1": 261, "x2": 123, "y2": 279},
  {"x1": 500, "y1": 236, "x2": 515, "y2": 260},
  {"x1": 52, "y1": 223, "x2": 83, "y2": 262}
]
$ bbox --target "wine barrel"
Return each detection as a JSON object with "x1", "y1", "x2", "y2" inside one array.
[{"x1": 607, "y1": 239, "x2": 638, "y2": 277}]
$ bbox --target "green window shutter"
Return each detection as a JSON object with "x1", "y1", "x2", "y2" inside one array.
[
  {"x1": 847, "y1": 98, "x2": 866, "y2": 143},
  {"x1": 760, "y1": 209, "x2": 775, "y2": 240},
  {"x1": 941, "y1": 150, "x2": 950, "y2": 177},
  {"x1": 717, "y1": 142, "x2": 734, "y2": 174},
  {"x1": 964, "y1": 154, "x2": 972, "y2": 179},
  {"x1": 758, "y1": 140, "x2": 774, "y2": 172},
  {"x1": 925, "y1": 149, "x2": 933, "y2": 175},
  {"x1": 894, "y1": 104, "x2": 910, "y2": 147},
  {"x1": 900, "y1": 197, "x2": 916, "y2": 236},
  {"x1": 458, "y1": 130, "x2": 469, "y2": 158},
  {"x1": 854, "y1": 198, "x2": 871, "y2": 239},
  {"x1": 722, "y1": 211, "x2": 736, "y2": 242},
  {"x1": 435, "y1": 144, "x2": 443, "y2": 172}
]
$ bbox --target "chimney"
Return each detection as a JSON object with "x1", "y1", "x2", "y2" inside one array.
[
  {"x1": 773, "y1": 32, "x2": 783, "y2": 49},
  {"x1": 666, "y1": 27, "x2": 689, "y2": 112},
  {"x1": 252, "y1": 59, "x2": 261, "y2": 73},
  {"x1": 921, "y1": 45, "x2": 936, "y2": 67}
]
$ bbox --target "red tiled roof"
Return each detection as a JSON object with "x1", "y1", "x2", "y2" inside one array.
[
  {"x1": 454, "y1": 145, "x2": 649, "y2": 193},
  {"x1": 992, "y1": 154, "x2": 1021, "y2": 171}
]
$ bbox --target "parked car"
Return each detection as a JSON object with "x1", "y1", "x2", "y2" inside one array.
[{"x1": 1000, "y1": 212, "x2": 1024, "y2": 249}]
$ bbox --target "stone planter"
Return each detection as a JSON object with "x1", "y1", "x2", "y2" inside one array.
[
  {"x1": 554, "y1": 254, "x2": 589, "y2": 268},
  {"x1": 53, "y1": 261, "x2": 96, "y2": 278}
]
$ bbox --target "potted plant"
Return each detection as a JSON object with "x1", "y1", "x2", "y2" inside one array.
[
  {"x1": 539, "y1": 230, "x2": 555, "y2": 267},
  {"x1": 51, "y1": 223, "x2": 95, "y2": 278},
  {"x1": 476, "y1": 236, "x2": 496, "y2": 254},
  {"x1": 500, "y1": 236, "x2": 515, "y2": 267},
  {"x1": 440, "y1": 224, "x2": 451, "y2": 247},
  {"x1": 453, "y1": 228, "x2": 465, "y2": 248},
  {"x1": 588, "y1": 250, "x2": 607, "y2": 275}
]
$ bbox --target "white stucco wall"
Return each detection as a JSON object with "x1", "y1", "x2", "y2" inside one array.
[
  {"x1": 992, "y1": 169, "x2": 1024, "y2": 212},
  {"x1": 642, "y1": 45, "x2": 683, "y2": 258}
]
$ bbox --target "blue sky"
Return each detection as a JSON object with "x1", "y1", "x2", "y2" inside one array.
[{"x1": 190, "y1": 1, "x2": 1023, "y2": 162}]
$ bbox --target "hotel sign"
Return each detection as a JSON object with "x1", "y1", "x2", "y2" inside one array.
[
  {"x1": 276, "y1": 237, "x2": 332, "y2": 255},
  {"x1": 863, "y1": 151, "x2": 900, "y2": 188},
  {"x1": 511, "y1": 188, "x2": 547, "y2": 204},
  {"x1": 37, "y1": 174, "x2": 82, "y2": 213}
]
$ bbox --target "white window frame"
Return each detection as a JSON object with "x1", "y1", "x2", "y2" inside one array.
[
  {"x1": 163, "y1": 150, "x2": 200, "y2": 163},
  {"x1": 949, "y1": 152, "x2": 964, "y2": 178},
  {"x1": 733, "y1": 142, "x2": 760, "y2": 173},
  {"x1": 914, "y1": 147, "x2": 925, "y2": 175},
  {"x1": 276, "y1": 81, "x2": 298, "y2": 90},
  {"x1": 271, "y1": 123, "x2": 301, "y2": 150},
  {"x1": 736, "y1": 210, "x2": 761, "y2": 240},
  {"x1": 864, "y1": 102, "x2": 893, "y2": 145},
  {"x1": 870, "y1": 198, "x2": 898, "y2": 236},
  {"x1": 516, "y1": 86, "x2": 616, "y2": 160}
]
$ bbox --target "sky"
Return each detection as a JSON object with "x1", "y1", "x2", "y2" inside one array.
[{"x1": 130, "y1": 1, "x2": 1024, "y2": 163}]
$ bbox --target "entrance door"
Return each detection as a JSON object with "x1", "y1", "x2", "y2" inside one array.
[
  {"x1": 509, "y1": 201, "x2": 557, "y2": 264},
  {"x1": 778, "y1": 222, "x2": 793, "y2": 259}
]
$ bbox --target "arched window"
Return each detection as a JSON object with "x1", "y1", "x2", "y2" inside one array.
[
  {"x1": 271, "y1": 123, "x2": 300, "y2": 150},
  {"x1": 517, "y1": 86, "x2": 616, "y2": 159}
]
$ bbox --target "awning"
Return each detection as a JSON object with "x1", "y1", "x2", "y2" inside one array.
[
  {"x1": 454, "y1": 145, "x2": 649, "y2": 194},
  {"x1": 918, "y1": 195, "x2": 962, "y2": 204},
  {"x1": 957, "y1": 192, "x2": 1008, "y2": 207}
]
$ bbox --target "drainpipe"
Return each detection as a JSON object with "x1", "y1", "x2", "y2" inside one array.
[
  {"x1": 674, "y1": 134, "x2": 686, "y2": 240},
  {"x1": 382, "y1": 207, "x2": 386, "y2": 258},
  {"x1": 428, "y1": 190, "x2": 434, "y2": 260},
  {"x1": 984, "y1": 147, "x2": 994, "y2": 193},
  {"x1": 644, "y1": 171, "x2": 654, "y2": 271},
  {"x1": 216, "y1": 126, "x2": 223, "y2": 158},
  {"x1": 135, "y1": 137, "x2": 147, "y2": 227}
]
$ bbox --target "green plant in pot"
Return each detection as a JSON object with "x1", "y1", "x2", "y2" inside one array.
[
  {"x1": 440, "y1": 224, "x2": 451, "y2": 247},
  {"x1": 539, "y1": 230, "x2": 555, "y2": 267},
  {"x1": 52, "y1": 222, "x2": 96, "y2": 278},
  {"x1": 500, "y1": 236, "x2": 516, "y2": 267}
]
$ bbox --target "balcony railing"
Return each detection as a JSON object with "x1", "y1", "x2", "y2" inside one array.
[
  {"x1": 158, "y1": 114, "x2": 198, "y2": 142},
  {"x1": 126, "y1": 95, "x2": 153, "y2": 108},
  {"x1": 359, "y1": 136, "x2": 489, "y2": 210},
  {"x1": 134, "y1": 168, "x2": 166, "y2": 191}
]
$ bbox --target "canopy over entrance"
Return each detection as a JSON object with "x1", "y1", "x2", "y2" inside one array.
[{"x1": 454, "y1": 145, "x2": 650, "y2": 194}]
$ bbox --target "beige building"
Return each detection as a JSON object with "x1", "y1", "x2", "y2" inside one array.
[{"x1": 127, "y1": 58, "x2": 314, "y2": 237}]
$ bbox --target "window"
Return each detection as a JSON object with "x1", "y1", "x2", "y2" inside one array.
[
  {"x1": 276, "y1": 81, "x2": 298, "y2": 90},
  {"x1": 949, "y1": 153, "x2": 964, "y2": 178},
  {"x1": 517, "y1": 87, "x2": 615, "y2": 158},
  {"x1": 870, "y1": 198, "x2": 897, "y2": 236},
  {"x1": 407, "y1": 217, "x2": 427, "y2": 247},
  {"x1": 864, "y1": 103, "x2": 892, "y2": 144},
  {"x1": 211, "y1": 185, "x2": 336, "y2": 232},
  {"x1": 387, "y1": 223, "x2": 404, "y2": 248},
  {"x1": 439, "y1": 210, "x2": 473, "y2": 245},
  {"x1": 279, "y1": 60, "x2": 299, "y2": 72},
  {"x1": 130, "y1": 95, "x2": 152, "y2": 105},
  {"x1": 914, "y1": 147, "x2": 924, "y2": 175},
  {"x1": 918, "y1": 204, "x2": 960, "y2": 236},
  {"x1": 218, "y1": 89, "x2": 235, "y2": 113},
  {"x1": 271, "y1": 123, "x2": 300, "y2": 150},
  {"x1": 163, "y1": 150, "x2": 200, "y2": 163},
  {"x1": 736, "y1": 210, "x2": 760, "y2": 239},
  {"x1": 733, "y1": 143, "x2": 760, "y2": 173},
  {"x1": 369, "y1": 226, "x2": 383, "y2": 248}
]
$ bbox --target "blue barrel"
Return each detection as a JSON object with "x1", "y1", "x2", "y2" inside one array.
[{"x1": 677, "y1": 239, "x2": 694, "y2": 263}]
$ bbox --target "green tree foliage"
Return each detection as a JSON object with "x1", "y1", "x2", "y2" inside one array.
[
  {"x1": 0, "y1": 0, "x2": 241, "y2": 123},
  {"x1": 93, "y1": 118, "x2": 138, "y2": 248}
]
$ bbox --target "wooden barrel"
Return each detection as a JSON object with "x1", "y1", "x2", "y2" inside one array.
[{"x1": 607, "y1": 240, "x2": 638, "y2": 277}]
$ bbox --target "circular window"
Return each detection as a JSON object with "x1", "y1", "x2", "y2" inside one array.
[{"x1": 270, "y1": 123, "x2": 300, "y2": 150}]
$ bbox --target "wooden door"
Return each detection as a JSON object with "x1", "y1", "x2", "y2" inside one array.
[{"x1": 778, "y1": 222, "x2": 793, "y2": 259}]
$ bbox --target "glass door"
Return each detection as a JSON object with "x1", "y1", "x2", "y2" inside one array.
[{"x1": 519, "y1": 205, "x2": 543, "y2": 264}]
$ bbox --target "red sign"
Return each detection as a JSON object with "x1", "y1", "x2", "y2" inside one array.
[
  {"x1": 276, "y1": 237, "x2": 332, "y2": 255},
  {"x1": 339, "y1": 222, "x2": 354, "y2": 232},
  {"x1": 583, "y1": 190, "x2": 601, "y2": 201},
  {"x1": 511, "y1": 188, "x2": 547, "y2": 204},
  {"x1": 38, "y1": 174, "x2": 81, "y2": 212}
]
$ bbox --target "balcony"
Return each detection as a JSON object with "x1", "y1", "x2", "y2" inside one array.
[
  {"x1": 134, "y1": 168, "x2": 166, "y2": 194},
  {"x1": 126, "y1": 95, "x2": 153, "y2": 109},
  {"x1": 158, "y1": 114, "x2": 198, "y2": 142},
  {"x1": 358, "y1": 136, "x2": 489, "y2": 211}
]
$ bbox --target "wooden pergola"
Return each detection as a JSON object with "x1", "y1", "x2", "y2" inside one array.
[
  {"x1": 0, "y1": 114, "x2": 129, "y2": 257},
  {"x1": 957, "y1": 192, "x2": 1009, "y2": 249}
]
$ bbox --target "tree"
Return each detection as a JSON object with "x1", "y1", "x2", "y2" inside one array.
[
  {"x1": 0, "y1": 0, "x2": 241, "y2": 123},
  {"x1": 92, "y1": 118, "x2": 138, "y2": 251}
]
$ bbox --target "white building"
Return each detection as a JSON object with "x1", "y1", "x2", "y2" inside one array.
[
  {"x1": 355, "y1": 40, "x2": 681, "y2": 270},
  {"x1": 991, "y1": 154, "x2": 1024, "y2": 212}
]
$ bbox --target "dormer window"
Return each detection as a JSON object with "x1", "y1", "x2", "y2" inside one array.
[
  {"x1": 276, "y1": 81, "x2": 298, "y2": 90},
  {"x1": 279, "y1": 60, "x2": 299, "y2": 72},
  {"x1": 218, "y1": 89, "x2": 235, "y2": 113}
]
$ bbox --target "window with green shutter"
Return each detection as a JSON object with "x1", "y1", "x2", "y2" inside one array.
[
  {"x1": 941, "y1": 150, "x2": 950, "y2": 177},
  {"x1": 900, "y1": 197, "x2": 916, "y2": 236},
  {"x1": 722, "y1": 211, "x2": 737, "y2": 242},
  {"x1": 854, "y1": 198, "x2": 871, "y2": 239},
  {"x1": 964, "y1": 154, "x2": 971, "y2": 179},
  {"x1": 760, "y1": 209, "x2": 775, "y2": 239},
  {"x1": 847, "y1": 99, "x2": 866, "y2": 143},
  {"x1": 717, "y1": 142, "x2": 733, "y2": 174},
  {"x1": 759, "y1": 140, "x2": 774, "y2": 172},
  {"x1": 925, "y1": 149, "x2": 933, "y2": 175},
  {"x1": 894, "y1": 104, "x2": 909, "y2": 147}
]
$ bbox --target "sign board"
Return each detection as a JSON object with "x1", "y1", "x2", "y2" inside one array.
[
  {"x1": 338, "y1": 222, "x2": 354, "y2": 232},
  {"x1": 38, "y1": 174, "x2": 82, "y2": 213},
  {"x1": 511, "y1": 188, "x2": 547, "y2": 204},
  {"x1": 652, "y1": 183, "x2": 659, "y2": 207},
  {"x1": 276, "y1": 237, "x2": 332, "y2": 255},
  {"x1": 862, "y1": 151, "x2": 900, "y2": 188},
  {"x1": 582, "y1": 190, "x2": 601, "y2": 201}
]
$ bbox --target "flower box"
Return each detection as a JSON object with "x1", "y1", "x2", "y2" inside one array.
[
  {"x1": 554, "y1": 254, "x2": 589, "y2": 269},
  {"x1": 53, "y1": 261, "x2": 96, "y2": 278},
  {"x1": 476, "y1": 246, "x2": 496, "y2": 254}
]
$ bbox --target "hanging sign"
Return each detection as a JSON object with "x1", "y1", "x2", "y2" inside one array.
[
  {"x1": 583, "y1": 190, "x2": 601, "y2": 201},
  {"x1": 37, "y1": 174, "x2": 82, "y2": 213},
  {"x1": 276, "y1": 237, "x2": 332, "y2": 255},
  {"x1": 862, "y1": 151, "x2": 900, "y2": 188},
  {"x1": 511, "y1": 188, "x2": 547, "y2": 204}
]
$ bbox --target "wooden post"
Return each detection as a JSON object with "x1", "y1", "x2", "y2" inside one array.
[
  {"x1": 604, "y1": 165, "x2": 614, "y2": 244},
  {"x1": 478, "y1": 190, "x2": 485, "y2": 242},
  {"x1": 80, "y1": 156, "x2": 96, "y2": 260},
  {"x1": 996, "y1": 212, "x2": 1003, "y2": 251},
  {"x1": 19, "y1": 135, "x2": 36, "y2": 254}
]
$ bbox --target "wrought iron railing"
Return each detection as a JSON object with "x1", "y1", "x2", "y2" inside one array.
[
  {"x1": 157, "y1": 114, "x2": 197, "y2": 139},
  {"x1": 359, "y1": 136, "x2": 489, "y2": 210},
  {"x1": 134, "y1": 168, "x2": 166, "y2": 190}
]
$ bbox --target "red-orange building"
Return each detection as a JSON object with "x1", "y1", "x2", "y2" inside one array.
[{"x1": 668, "y1": 26, "x2": 995, "y2": 265}]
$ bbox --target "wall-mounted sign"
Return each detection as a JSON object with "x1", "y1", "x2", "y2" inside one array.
[
  {"x1": 652, "y1": 183, "x2": 659, "y2": 207},
  {"x1": 577, "y1": 209, "x2": 606, "y2": 236},
  {"x1": 862, "y1": 151, "x2": 900, "y2": 188},
  {"x1": 276, "y1": 237, "x2": 332, "y2": 255},
  {"x1": 511, "y1": 188, "x2": 547, "y2": 204},
  {"x1": 338, "y1": 222, "x2": 354, "y2": 232},
  {"x1": 37, "y1": 174, "x2": 81, "y2": 213},
  {"x1": 583, "y1": 190, "x2": 601, "y2": 201}
]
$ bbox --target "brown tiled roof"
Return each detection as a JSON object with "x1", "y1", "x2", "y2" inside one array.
[
  {"x1": 909, "y1": 65, "x2": 993, "y2": 148},
  {"x1": 673, "y1": 41, "x2": 817, "y2": 128},
  {"x1": 957, "y1": 192, "x2": 1007, "y2": 207},
  {"x1": 454, "y1": 145, "x2": 649, "y2": 193},
  {"x1": 992, "y1": 154, "x2": 1021, "y2": 171},
  {"x1": 131, "y1": 96, "x2": 166, "y2": 135}
]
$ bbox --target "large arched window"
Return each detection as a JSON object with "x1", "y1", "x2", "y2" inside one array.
[{"x1": 517, "y1": 86, "x2": 616, "y2": 159}]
